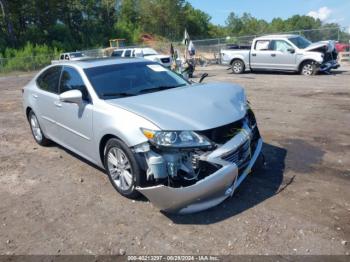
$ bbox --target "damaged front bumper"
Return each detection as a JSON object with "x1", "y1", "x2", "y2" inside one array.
[
  {"x1": 319, "y1": 60, "x2": 340, "y2": 72},
  {"x1": 137, "y1": 127, "x2": 263, "y2": 214}
]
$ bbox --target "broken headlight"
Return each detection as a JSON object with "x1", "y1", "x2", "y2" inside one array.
[{"x1": 141, "y1": 128, "x2": 213, "y2": 149}]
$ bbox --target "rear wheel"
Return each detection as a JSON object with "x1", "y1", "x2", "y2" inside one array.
[
  {"x1": 231, "y1": 60, "x2": 245, "y2": 74},
  {"x1": 28, "y1": 111, "x2": 50, "y2": 146},
  {"x1": 104, "y1": 138, "x2": 141, "y2": 199},
  {"x1": 301, "y1": 61, "x2": 317, "y2": 76}
]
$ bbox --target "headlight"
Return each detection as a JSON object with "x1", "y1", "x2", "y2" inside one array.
[{"x1": 141, "y1": 128, "x2": 213, "y2": 148}]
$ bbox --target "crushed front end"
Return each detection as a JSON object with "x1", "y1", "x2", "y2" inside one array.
[
  {"x1": 134, "y1": 109, "x2": 263, "y2": 214},
  {"x1": 312, "y1": 42, "x2": 340, "y2": 73}
]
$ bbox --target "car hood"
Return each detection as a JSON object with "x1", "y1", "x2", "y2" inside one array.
[
  {"x1": 106, "y1": 83, "x2": 247, "y2": 131},
  {"x1": 304, "y1": 40, "x2": 336, "y2": 53}
]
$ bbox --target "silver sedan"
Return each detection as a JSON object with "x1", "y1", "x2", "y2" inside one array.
[{"x1": 23, "y1": 58, "x2": 263, "y2": 213}]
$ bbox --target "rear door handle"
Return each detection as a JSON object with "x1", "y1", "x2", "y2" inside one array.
[
  {"x1": 271, "y1": 54, "x2": 276, "y2": 57},
  {"x1": 54, "y1": 101, "x2": 62, "y2": 108},
  {"x1": 32, "y1": 94, "x2": 38, "y2": 99}
]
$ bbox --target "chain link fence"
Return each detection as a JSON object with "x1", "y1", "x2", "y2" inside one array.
[
  {"x1": 1, "y1": 27, "x2": 349, "y2": 74},
  {"x1": 0, "y1": 54, "x2": 58, "y2": 74}
]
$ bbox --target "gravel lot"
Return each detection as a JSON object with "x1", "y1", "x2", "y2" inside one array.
[{"x1": 0, "y1": 65, "x2": 349, "y2": 255}]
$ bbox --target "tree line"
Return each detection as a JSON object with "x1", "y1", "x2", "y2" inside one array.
[{"x1": 0, "y1": 0, "x2": 349, "y2": 56}]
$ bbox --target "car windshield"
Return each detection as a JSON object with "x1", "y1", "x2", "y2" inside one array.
[
  {"x1": 84, "y1": 62, "x2": 189, "y2": 99},
  {"x1": 288, "y1": 36, "x2": 312, "y2": 49}
]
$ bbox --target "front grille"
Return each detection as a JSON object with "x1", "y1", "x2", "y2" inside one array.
[
  {"x1": 222, "y1": 139, "x2": 251, "y2": 167},
  {"x1": 221, "y1": 126, "x2": 260, "y2": 170},
  {"x1": 198, "y1": 109, "x2": 257, "y2": 145},
  {"x1": 161, "y1": 58, "x2": 170, "y2": 63},
  {"x1": 198, "y1": 118, "x2": 244, "y2": 144}
]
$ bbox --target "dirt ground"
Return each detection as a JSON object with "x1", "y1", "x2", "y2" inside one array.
[{"x1": 0, "y1": 65, "x2": 349, "y2": 255}]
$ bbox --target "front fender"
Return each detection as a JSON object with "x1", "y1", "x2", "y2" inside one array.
[
  {"x1": 93, "y1": 101, "x2": 159, "y2": 165},
  {"x1": 297, "y1": 52, "x2": 324, "y2": 68}
]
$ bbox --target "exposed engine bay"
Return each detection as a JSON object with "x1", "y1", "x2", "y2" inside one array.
[{"x1": 134, "y1": 109, "x2": 260, "y2": 189}]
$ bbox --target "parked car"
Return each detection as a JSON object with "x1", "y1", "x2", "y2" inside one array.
[
  {"x1": 221, "y1": 34, "x2": 340, "y2": 75},
  {"x1": 51, "y1": 52, "x2": 87, "y2": 64},
  {"x1": 111, "y1": 47, "x2": 172, "y2": 67},
  {"x1": 23, "y1": 58, "x2": 262, "y2": 214}
]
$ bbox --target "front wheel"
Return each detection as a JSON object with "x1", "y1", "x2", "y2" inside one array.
[
  {"x1": 104, "y1": 138, "x2": 141, "y2": 199},
  {"x1": 231, "y1": 60, "x2": 245, "y2": 74},
  {"x1": 301, "y1": 61, "x2": 317, "y2": 76}
]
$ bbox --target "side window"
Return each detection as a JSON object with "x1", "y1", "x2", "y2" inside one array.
[
  {"x1": 270, "y1": 40, "x2": 292, "y2": 52},
  {"x1": 65, "y1": 55, "x2": 70, "y2": 60},
  {"x1": 60, "y1": 54, "x2": 64, "y2": 60},
  {"x1": 124, "y1": 50, "x2": 131, "y2": 57},
  {"x1": 36, "y1": 66, "x2": 62, "y2": 94},
  {"x1": 255, "y1": 40, "x2": 270, "y2": 51},
  {"x1": 59, "y1": 67, "x2": 89, "y2": 101}
]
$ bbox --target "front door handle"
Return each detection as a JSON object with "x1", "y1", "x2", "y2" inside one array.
[
  {"x1": 271, "y1": 54, "x2": 276, "y2": 57},
  {"x1": 54, "y1": 101, "x2": 62, "y2": 108},
  {"x1": 251, "y1": 53, "x2": 257, "y2": 57},
  {"x1": 32, "y1": 94, "x2": 38, "y2": 99}
]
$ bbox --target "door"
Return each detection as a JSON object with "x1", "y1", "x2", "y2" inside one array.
[
  {"x1": 269, "y1": 40, "x2": 296, "y2": 70},
  {"x1": 34, "y1": 66, "x2": 62, "y2": 140},
  {"x1": 250, "y1": 39, "x2": 276, "y2": 69},
  {"x1": 55, "y1": 66, "x2": 94, "y2": 159}
]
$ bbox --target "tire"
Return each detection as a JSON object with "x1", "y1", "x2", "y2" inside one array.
[
  {"x1": 300, "y1": 61, "x2": 317, "y2": 76},
  {"x1": 231, "y1": 59, "x2": 245, "y2": 74},
  {"x1": 28, "y1": 110, "x2": 50, "y2": 146},
  {"x1": 104, "y1": 138, "x2": 141, "y2": 199}
]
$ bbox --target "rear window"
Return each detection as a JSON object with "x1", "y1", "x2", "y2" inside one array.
[
  {"x1": 111, "y1": 50, "x2": 123, "y2": 57},
  {"x1": 255, "y1": 40, "x2": 270, "y2": 51},
  {"x1": 36, "y1": 66, "x2": 62, "y2": 94},
  {"x1": 70, "y1": 52, "x2": 83, "y2": 58},
  {"x1": 124, "y1": 50, "x2": 132, "y2": 57}
]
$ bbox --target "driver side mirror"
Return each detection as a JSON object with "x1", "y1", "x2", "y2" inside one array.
[
  {"x1": 287, "y1": 48, "x2": 295, "y2": 54},
  {"x1": 59, "y1": 90, "x2": 82, "y2": 104}
]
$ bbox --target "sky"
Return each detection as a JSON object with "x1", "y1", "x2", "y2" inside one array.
[{"x1": 188, "y1": 0, "x2": 350, "y2": 32}]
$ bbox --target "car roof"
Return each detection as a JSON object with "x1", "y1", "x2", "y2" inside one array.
[
  {"x1": 54, "y1": 57, "x2": 149, "y2": 69},
  {"x1": 256, "y1": 34, "x2": 300, "y2": 40}
]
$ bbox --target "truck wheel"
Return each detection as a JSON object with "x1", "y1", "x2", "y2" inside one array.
[
  {"x1": 231, "y1": 60, "x2": 245, "y2": 74},
  {"x1": 301, "y1": 61, "x2": 316, "y2": 76}
]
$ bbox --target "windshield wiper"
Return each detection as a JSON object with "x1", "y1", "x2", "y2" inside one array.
[
  {"x1": 101, "y1": 92, "x2": 137, "y2": 98},
  {"x1": 101, "y1": 84, "x2": 186, "y2": 98},
  {"x1": 137, "y1": 84, "x2": 186, "y2": 94}
]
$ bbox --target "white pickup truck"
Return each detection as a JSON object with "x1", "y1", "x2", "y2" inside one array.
[
  {"x1": 111, "y1": 47, "x2": 172, "y2": 68},
  {"x1": 221, "y1": 34, "x2": 339, "y2": 75}
]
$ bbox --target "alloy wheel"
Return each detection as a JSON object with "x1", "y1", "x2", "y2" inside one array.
[
  {"x1": 233, "y1": 62, "x2": 243, "y2": 73},
  {"x1": 107, "y1": 147, "x2": 133, "y2": 191},
  {"x1": 30, "y1": 113, "x2": 43, "y2": 142},
  {"x1": 302, "y1": 64, "x2": 314, "y2": 76}
]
